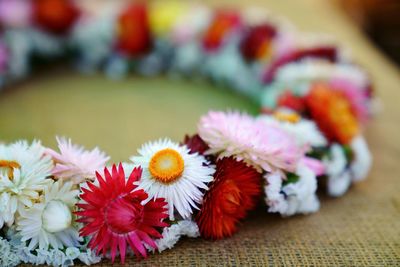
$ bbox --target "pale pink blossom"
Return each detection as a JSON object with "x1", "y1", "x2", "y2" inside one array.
[
  {"x1": 198, "y1": 111, "x2": 305, "y2": 173},
  {"x1": 45, "y1": 137, "x2": 109, "y2": 184},
  {"x1": 0, "y1": 0, "x2": 32, "y2": 28}
]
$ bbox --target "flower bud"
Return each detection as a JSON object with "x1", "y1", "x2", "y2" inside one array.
[{"x1": 42, "y1": 200, "x2": 72, "y2": 233}]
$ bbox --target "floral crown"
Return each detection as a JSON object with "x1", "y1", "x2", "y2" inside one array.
[{"x1": 0, "y1": 0, "x2": 373, "y2": 266}]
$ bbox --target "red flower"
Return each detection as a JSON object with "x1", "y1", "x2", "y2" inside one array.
[
  {"x1": 116, "y1": 2, "x2": 152, "y2": 57},
  {"x1": 33, "y1": 0, "x2": 80, "y2": 34},
  {"x1": 196, "y1": 157, "x2": 261, "y2": 239},
  {"x1": 305, "y1": 83, "x2": 360, "y2": 144},
  {"x1": 262, "y1": 46, "x2": 338, "y2": 83},
  {"x1": 276, "y1": 90, "x2": 306, "y2": 113},
  {"x1": 76, "y1": 164, "x2": 168, "y2": 263},
  {"x1": 183, "y1": 134, "x2": 209, "y2": 155},
  {"x1": 240, "y1": 24, "x2": 276, "y2": 61},
  {"x1": 202, "y1": 10, "x2": 241, "y2": 52}
]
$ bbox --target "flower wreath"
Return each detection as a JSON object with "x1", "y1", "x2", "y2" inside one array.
[{"x1": 0, "y1": 0, "x2": 373, "y2": 266}]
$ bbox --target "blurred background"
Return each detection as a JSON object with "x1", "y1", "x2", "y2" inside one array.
[
  {"x1": 0, "y1": 0, "x2": 399, "y2": 161},
  {"x1": 334, "y1": 0, "x2": 400, "y2": 66}
]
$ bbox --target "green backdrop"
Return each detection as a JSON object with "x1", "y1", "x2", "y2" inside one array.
[{"x1": 0, "y1": 67, "x2": 258, "y2": 162}]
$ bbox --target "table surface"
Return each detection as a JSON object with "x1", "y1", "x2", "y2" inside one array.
[{"x1": 2, "y1": 0, "x2": 399, "y2": 266}]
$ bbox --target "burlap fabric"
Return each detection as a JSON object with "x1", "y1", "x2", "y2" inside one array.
[{"x1": 4, "y1": 0, "x2": 399, "y2": 266}]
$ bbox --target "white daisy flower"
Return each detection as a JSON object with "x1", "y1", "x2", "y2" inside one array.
[
  {"x1": 130, "y1": 139, "x2": 215, "y2": 220},
  {"x1": 258, "y1": 109, "x2": 327, "y2": 148},
  {"x1": 264, "y1": 164, "x2": 320, "y2": 216},
  {"x1": 16, "y1": 181, "x2": 81, "y2": 250},
  {"x1": 0, "y1": 140, "x2": 53, "y2": 227}
]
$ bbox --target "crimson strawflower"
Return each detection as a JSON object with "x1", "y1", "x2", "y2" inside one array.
[
  {"x1": 196, "y1": 157, "x2": 261, "y2": 239},
  {"x1": 76, "y1": 164, "x2": 168, "y2": 263}
]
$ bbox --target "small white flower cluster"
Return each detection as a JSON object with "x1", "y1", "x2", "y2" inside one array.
[
  {"x1": 324, "y1": 136, "x2": 372, "y2": 197},
  {"x1": 153, "y1": 220, "x2": 200, "y2": 253},
  {"x1": 265, "y1": 164, "x2": 319, "y2": 216},
  {"x1": 0, "y1": 237, "x2": 20, "y2": 267},
  {"x1": 17, "y1": 245, "x2": 101, "y2": 267},
  {"x1": 274, "y1": 59, "x2": 369, "y2": 91},
  {"x1": 258, "y1": 112, "x2": 322, "y2": 216}
]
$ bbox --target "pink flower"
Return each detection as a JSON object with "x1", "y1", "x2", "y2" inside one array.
[
  {"x1": 45, "y1": 137, "x2": 109, "y2": 184},
  {"x1": 198, "y1": 111, "x2": 305, "y2": 173},
  {"x1": 0, "y1": 0, "x2": 32, "y2": 28},
  {"x1": 0, "y1": 41, "x2": 9, "y2": 73},
  {"x1": 301, "y1": 157, "x2": 325, "y2": 176}
]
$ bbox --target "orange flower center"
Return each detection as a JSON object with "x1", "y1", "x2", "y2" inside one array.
[
  {"x1": 273, "y1": 111, "x2": 301, "y2": 123},
  {"x1": 0, "y1": 160, "x2": 21, "y2": 180},
  {"x1": 256, "y1": 40, "x2": 272, "y2": 60},
  {"x1": 149, "y1": 149, "x2": 184, "y2": 184}
]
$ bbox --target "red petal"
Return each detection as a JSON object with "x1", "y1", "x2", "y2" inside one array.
[
  {"x1": 137, "y1": 231, "x2": 157, "y2": 249},
  {"x1": 128, "y1": 232, "x2": 147, "y2": 258},
  {"x1": 118, "y1": 236, "x2": 127, "y2": 264}
]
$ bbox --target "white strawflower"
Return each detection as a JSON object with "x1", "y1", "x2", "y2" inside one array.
[
  {"x1": 130, "y1": 139, "x2": 215, "y2": 220},
  {"x1": 0, "y1": 140, "x2": 53, "y2": 227},
  {"x1": 16, "y1": 181, "x2": 81, "y2": 250},
  {"x1": 0, "y1": 192, "x2": 17, "y2": 228}
]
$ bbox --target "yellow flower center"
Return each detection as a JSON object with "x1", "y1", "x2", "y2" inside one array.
[
  {"x1": 274, "y1": 111, "x2": 301, "y2": 123},
  {"x1": 0, "y1": 160, "x2": 21, "y2": 180},
  {"x1": 149, "y1": 148, "x2": 184, "y2": 184}
]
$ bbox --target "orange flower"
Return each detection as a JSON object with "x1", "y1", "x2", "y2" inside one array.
[
  {"x1": 196, "y1": 157, "x2": 261, "y2": 239},
  {"x1": 277, "y1": 90, "x2": 306, "y2": 113},
  {"x1": 305, "y1": 83, "x2": 359, "y2": 144},
  {"x1": 202, "y1": 10, "x2": 241, "y2": 51}
]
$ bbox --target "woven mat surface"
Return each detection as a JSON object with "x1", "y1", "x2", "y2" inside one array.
[{"x1": 2, "y1": 0, "x2": 400, "y2": 266}]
